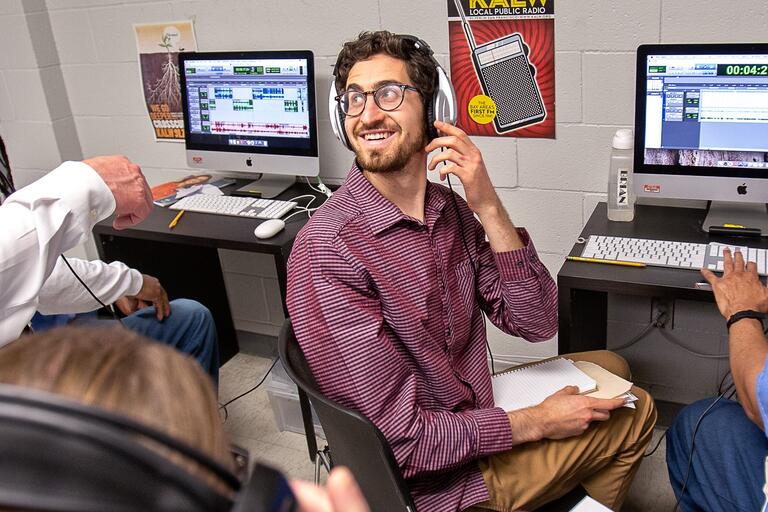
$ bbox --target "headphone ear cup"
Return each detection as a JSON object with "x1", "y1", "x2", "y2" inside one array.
[
  {"x1": 433, "y1": 66, "x2": 457, "y2": 127},
  {"x1": 328, "y1": 77, "x2": 352, "y2": 151},
  {"x1": 337, "y1": 106, "x2": 351, "y2": 151},
  {"x1": 424, "y1": 99, "x2": 436, "y2": 140}
]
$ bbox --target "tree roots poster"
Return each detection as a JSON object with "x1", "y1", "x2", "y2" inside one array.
[{"x1": 134, "y1": 21, "x2": 198, "y2": 141}]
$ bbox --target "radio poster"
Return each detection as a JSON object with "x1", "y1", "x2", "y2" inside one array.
[
  {"x1": 134, "y1": 21, "x2": 197, "y2": 142},
  {"x1": 447, "y1": 0, "x2": 555, "y2": 138}
]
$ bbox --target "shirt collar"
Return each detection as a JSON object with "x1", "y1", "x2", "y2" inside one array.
[
  {"x1": 344, "y1": 162, "x2": 448, "y2": 235},
  {"x1": 424, "y1": 180, "x2": 448, "y2": 228}
]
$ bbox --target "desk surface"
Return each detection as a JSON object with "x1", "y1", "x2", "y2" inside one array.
[
  {"x1": 91, "y1": 181, "x2": 327, "y2": 362},
  {"x1": 559, "y1": 202, "x2": 768, "y2": 302},
  {"x1": 93, "y1": 182, "x2": 323, "y2": 253}
]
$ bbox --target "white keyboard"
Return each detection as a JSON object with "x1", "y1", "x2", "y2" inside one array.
[
  {"x1": 581, "y1": 235, "x2": 768, "y2": 275},
  {"x1": 169, "y1": 194, "x2": 297, "y2": 220}
]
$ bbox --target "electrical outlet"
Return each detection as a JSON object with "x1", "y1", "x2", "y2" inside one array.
[{"x1": 651, "y1": 298, "x2": 673, "y2": 328}]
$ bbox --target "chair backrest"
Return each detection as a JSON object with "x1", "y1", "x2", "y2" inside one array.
[{"x1": 278, "y1": 318, "x2": 417, "y2": 512}]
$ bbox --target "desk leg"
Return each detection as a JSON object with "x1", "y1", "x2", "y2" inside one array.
[
  {"x1": 274, "y1": 252, "x2": 289, "y2": 317},
  {"x1": 558, "y1": 286, "x2": 607, "y2": 354},
  {"x1": 95, "y1": 234, "x2": 239, "y2": 363}
]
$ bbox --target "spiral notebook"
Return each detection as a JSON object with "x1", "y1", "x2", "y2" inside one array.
[{"x1": 492, "y1": 357, "x2": 598, "y2": 412}]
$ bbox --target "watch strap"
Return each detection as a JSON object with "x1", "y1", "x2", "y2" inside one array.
[{"x1": 726, "y1": 309, "x2": 768, "y2": 329}]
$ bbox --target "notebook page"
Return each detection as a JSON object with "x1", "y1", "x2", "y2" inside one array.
[
  {"x1": 575, "y1": 360, "x2": 632, "y2": 399},
  {"x1": 492, "y1": 358, "x2": 597, "y2": 412},
  {"x1": 570, "y1": 496, "x2": 612, "y2": 511}
]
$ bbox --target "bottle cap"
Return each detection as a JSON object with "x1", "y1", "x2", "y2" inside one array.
[{"x1": 612, "y1": 128, "x2": 634, "y2": 150}]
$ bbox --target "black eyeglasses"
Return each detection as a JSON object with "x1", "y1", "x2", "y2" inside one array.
[{"x1": 336, "y1": 83, "x2": 420, "y2": 117}]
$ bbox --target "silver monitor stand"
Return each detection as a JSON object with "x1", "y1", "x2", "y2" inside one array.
[
  {"x1": 703, "y1": 201, "x2": 768, "y2": 237},
  {"x1": 234, "y1": 174, "x2": 296, "y2": 199}
]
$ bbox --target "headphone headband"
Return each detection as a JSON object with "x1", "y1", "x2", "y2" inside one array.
[
  {"x1": 331, "y1": 34, "x2": 435, "y2": 78},
  {"x1": 0, "y1": 384, "x2": 239, "y2": 511}
]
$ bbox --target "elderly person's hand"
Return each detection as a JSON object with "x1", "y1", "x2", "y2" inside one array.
[{"x1": 701, "y1": 248, "x2": 768, "y2": 319}]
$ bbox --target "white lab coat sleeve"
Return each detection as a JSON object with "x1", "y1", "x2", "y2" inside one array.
[
  {"x1": 0, "y1": 161, "x2": 116, "y2": 345},
  {"x1": 37, "y1": 258, "x2": 143, "y2": 315}
]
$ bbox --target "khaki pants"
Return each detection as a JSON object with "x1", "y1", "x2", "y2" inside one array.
[{"x1": 469, "y1": 350, "x2": 657, "y2": 512}]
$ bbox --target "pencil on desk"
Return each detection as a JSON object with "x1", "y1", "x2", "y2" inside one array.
[
  {"x1": 566, "y1": 256, "x2": 646, "y2": 268},
  {"x1": 168, "y1": 210, "x2": 185, "y2": 229}
]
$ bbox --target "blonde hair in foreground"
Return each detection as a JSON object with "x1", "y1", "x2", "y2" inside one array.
[{"x1": 0, "y1": 326, "x2": 233, "y2": 494}]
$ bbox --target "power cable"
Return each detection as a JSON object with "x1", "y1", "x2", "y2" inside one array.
[
  {"x1": 219, "y1": 357, "x2": 279, "y2": 420},
  {"x1": 672, "y1": 392, "x2": 726, "y2": 512}
]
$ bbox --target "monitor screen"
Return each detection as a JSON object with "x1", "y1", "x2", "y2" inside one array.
[
  {"x1": 179, "y1": 50, "x2": 319, "y2": 179},
  {"x1": 635, "y1": 44, "x2": 768, "y2": 182}
]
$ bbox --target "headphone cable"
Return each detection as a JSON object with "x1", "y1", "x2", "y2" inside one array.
[
  {"x1": 445, "y1": 169, "x2": 495, "y2": 375},
  {"x1": 672, "y1": 391, "x2": 726, "y2": 511},
  {"x1": 59, "y1": 255, "x2": 125, "y2": 326}
]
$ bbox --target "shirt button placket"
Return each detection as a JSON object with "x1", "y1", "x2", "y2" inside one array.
[{"x1": 430, "y1": 233, "x2": 453, "y2": 347}]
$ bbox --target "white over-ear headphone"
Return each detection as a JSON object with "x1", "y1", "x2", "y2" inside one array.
[{"x1": 328, "y1": 34, "x2": 457, "y2": 151}]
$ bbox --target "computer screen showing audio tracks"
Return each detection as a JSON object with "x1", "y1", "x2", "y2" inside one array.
[
  {"x1": 643, "y1": 52, "x2": 768, "y2": 170},
  {"x1": 183, "y1": 56, "x2": 313, "y2": 154}
]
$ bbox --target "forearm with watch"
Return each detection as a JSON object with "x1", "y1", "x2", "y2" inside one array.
[{"x1": 727, "y1": 310, "x2": 768, "y2": 429}]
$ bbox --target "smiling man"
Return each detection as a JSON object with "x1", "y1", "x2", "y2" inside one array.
[{"x1": 286, "y1": 31, "x2": 656, "y2": 511}]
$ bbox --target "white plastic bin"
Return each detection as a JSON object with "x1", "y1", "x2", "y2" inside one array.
[{"x1": 266, "y1": 360, "x2": 325, "y2": 439}]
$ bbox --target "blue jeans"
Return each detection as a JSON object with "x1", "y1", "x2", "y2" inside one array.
[
  {"x1": 667, "y1": 398, "x2": 767, "y2": 512},
  {"x1": 31, "y1": 298, "x2": 219, "y2": 384}
]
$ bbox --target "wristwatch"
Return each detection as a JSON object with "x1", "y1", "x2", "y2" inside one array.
[{"x1": 726, "y1": 310, "x2": 768, "y2": 329}]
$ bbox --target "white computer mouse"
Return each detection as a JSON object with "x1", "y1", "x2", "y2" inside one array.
[{"x1": 254, "y1": 219, "x2": 286, "y2": 239}]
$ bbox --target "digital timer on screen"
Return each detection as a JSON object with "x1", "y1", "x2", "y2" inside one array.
[{"x1": 717, "y1": 64, "x2": 768, "y2": 76}]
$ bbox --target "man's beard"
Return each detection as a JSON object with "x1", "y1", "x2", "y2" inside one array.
[{"x1": 353, "y1": 124, "x2": 426, "y2": 174}]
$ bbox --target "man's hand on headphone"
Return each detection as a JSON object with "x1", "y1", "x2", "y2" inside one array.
[
  {"x1": 425, "y1": 120, "x2": 501, "y2": 217},
  {"x1": 290, "y1": 467, "x2": 370, "y2": 512}
]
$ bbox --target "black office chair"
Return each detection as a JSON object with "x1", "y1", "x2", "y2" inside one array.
[{"x1": 278, "y1": 318, "x2": 417, "y2": 512}]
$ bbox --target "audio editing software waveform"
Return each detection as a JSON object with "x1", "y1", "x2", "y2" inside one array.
[{"x1": 211, "y1": 121, "x2": 308, "y2": 137}]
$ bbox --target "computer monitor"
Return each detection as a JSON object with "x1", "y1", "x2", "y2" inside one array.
[
  {"x1": 179, "y1": 50, "x2": 319, "y2": 198},
  {"x1": 634, "y1": 43, "x2": 768, "y2": 235}
]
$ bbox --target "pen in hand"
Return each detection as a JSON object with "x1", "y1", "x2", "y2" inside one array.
[{"x1": 168, "y1": 210, "x2": 185, "y2": 229}]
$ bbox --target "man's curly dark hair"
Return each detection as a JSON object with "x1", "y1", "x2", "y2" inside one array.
[{"x1": 334, "y1": 31, "x2": 437, "y2": 103}]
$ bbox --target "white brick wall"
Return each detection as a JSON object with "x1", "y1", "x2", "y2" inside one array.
[{"x1": 2, "y1": 0, "x2": 764, "y2": 356}]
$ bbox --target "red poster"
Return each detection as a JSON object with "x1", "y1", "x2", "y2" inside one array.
[{"x1": 448, "y1": 0, "x2": 555, "y2": 138}]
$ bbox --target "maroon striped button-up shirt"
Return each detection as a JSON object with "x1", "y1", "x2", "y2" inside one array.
[{"x1": 287, "y1": 165, "x2": 558, "y2": 511}]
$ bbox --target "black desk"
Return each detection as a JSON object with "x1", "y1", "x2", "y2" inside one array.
[
  {"x1": 558, "y1": 202, "x2": 768, "y2": 355},
  {"x1": 92, "y1": 182, "x2": 322, "y2": 363}
]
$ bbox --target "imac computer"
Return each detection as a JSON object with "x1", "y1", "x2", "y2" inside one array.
[
  {"x1": 179, "y1": 50, "x2": 319, "y2": 198},
  {"x1": 634, "y1": 43, "x2": 768, "y2": 236}
]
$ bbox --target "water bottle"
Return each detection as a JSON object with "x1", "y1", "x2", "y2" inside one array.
[{"x1": 607, "y1": 128, "x2": 635, "y2": 222}]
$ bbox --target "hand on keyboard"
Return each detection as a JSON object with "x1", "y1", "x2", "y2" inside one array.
[{"x1": 700, "y1": 248, "x2": 768, "y2": 319}]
